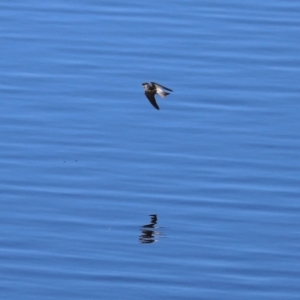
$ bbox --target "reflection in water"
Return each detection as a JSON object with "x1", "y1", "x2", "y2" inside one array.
[{"x1": 139, "y1": 214, "x2": 164, "y2": 244}]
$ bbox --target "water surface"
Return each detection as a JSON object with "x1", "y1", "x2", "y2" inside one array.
[{"x1": 1, "y1": 0, "x2": 300, "y2": 299}]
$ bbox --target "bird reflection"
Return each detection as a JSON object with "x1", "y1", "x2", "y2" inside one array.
[{"x1": 139, "y1": 214, "x2": 163, "y2": 244}]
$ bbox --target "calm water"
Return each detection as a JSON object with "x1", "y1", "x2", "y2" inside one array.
[{"x1": 1, "y1": 0, "x2": 300, "y2": 299}]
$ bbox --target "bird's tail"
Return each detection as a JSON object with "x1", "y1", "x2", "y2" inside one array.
[{"x1": 159, "y1": 91, "x2": 170, "y2": 98}]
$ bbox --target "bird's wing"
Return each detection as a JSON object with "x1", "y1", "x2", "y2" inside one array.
[
  {"x1": 151, "y1": 82, "x2": 173, "y2": 92},
  {"x1": 145, "y1": 91, "x2": 159, "y2": 110}
]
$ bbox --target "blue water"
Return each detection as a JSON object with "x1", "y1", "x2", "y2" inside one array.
[{"x1": 1, "y1": 1, "x2": 300, "y2": 299}]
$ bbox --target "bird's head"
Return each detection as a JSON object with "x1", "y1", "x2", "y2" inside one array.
[{"x1": 141, "y1": 83, "x2": 149, "y2": 90}]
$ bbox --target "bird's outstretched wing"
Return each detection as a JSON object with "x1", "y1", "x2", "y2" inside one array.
[
  {"x1": 151, "y1": 82, "x2": 173, "y2": 92},
  {"x1": 145, "y1": 91, "x2": 159, "y2": 110}
]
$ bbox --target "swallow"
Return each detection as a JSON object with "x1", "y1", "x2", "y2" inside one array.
[{"x1": 142, "y1": 82, "x2": 173, "y2": 110}]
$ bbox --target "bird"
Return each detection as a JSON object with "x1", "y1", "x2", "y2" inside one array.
[{"x1": 142, "y1": 82, "x2": 173, "y2": 110}]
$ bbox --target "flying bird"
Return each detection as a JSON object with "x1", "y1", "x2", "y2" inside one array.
[{"x1": 142, "y1": 82, "x2": 173, "y2": 110}]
